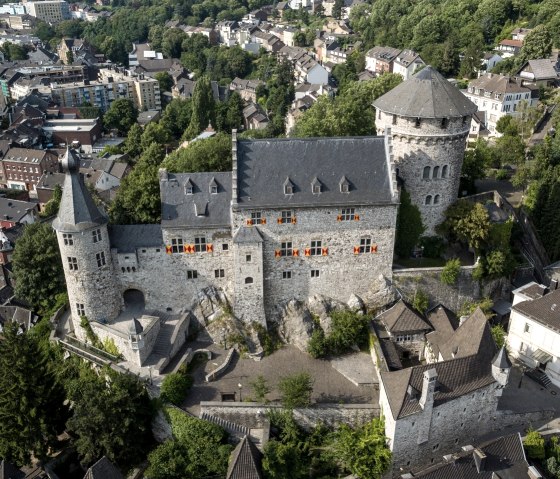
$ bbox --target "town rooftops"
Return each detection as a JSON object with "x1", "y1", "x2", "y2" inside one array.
[
  {"x1": 373, "y1": 66, "x2": 477, "y2": 118},
  {"x1": 517, "y1": 58, "x2": 559, "y2": 81},
  {"x1": 513, "y1": 287, "x2": 560, "y2": 333},
  {"x1": 235, "y1": 136, "x2": 397, "y2": 209},
  {"x1": 499, "y1": 39, "x2": 523, "y2": 48},
  {"x1": 366, "y1": 45, "x2": 401, "y2": 62},
  {"x1": 468, "y1": 73, "x2": 530, "y2": 97},
  {"x1": 0, "y1": 197, "x2": 37, "y2": 222},
  {"x1": 377, "y1": 300, "x2": 432, "y2": 334},
  {"x1": 3, "y1": 147, "x2": 52, "y2": 163}
]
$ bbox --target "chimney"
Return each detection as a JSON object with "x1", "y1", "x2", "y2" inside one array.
[
  {"x1": 550, "y1": 279, "x2": 558, "y2": 291},
  {"x1": 419, "y1": 368, "x2": 437, "y2": 410},
  {"x1": 473, "y1": 448, "x2": 486, "y2": 473}
]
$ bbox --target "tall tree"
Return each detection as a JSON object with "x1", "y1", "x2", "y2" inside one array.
[
  {"x1": 104, "y1": 98, "x2": 139, "y2": 135},
  {"x1": 123, "y1": 123, "x2": 143, "y2": 160},
  {"x1": 184, "y1": 76, "x2": 215, "y2": 140},
  {"x1": 520, "y1": 25, "x2": 552, "y2": 62},
  {"x1": 0, "y1": 323, "x2": 67, "y2": 466},
  {"x1": 395, "y1": 189, "x2": 425, "y2": 257}
]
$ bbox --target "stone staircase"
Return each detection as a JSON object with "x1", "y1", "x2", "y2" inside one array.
[
  {"x1": 200, "y1": 412, "x2": 250, "y2": 438},
  {"x1": 527, "y1": 369, "x2": 553, "y2": 389},
  {"x1": 144, "y1": 316, "x2": 182, "y2": 373}
]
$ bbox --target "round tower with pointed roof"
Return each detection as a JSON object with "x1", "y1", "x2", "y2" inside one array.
[
  {"x1": 373, "y1": 66, "x2": 477, "y2": 234},
  {"x1": 53, "y1": 148, "x2": 121, "y2": 341}
]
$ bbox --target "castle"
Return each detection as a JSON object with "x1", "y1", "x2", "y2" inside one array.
[{"x1": 53, "y1": 67, "x2": 477, "y2": 368}]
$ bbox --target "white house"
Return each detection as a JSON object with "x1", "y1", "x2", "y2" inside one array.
[
  {"x1": 507, "y1": 282, "x2": 560, "y2": 388},
  {"x1": 392, "y1": 50, "x2": 424, "y2": 80}
]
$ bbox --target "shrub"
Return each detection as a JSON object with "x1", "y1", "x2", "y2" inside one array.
[
  {"x1": 412, "y1": 290, "x2": 429, "y2": 314},
  {"x1": 440, "y1": 258, "x2": 461, "y2": 285},
  {"x1": 307, "y1": 328, "x2": 328, "y2": 358},
  {"x1": 524, "y1": 429, "x2": 545, "y2": 460},
  {"x1": 327, "y1": 310, "x2": 370, "y2": 355},
  {"x1": 279, "y1": 373, "x2": 314, "y2": 409},
  {"x1": 495, "y1": 169, "x2": 509, "y2": 180},
  {"x1": 491, "y1": 325, "x2": 506, "y2": 349},
  {"x1": 250, "y1": 375, "x2": 270, "y2": 403},
  {"x1": 419, "y1": 236, "x2": 445, "y2": 258},
  {"x1": 160, "y1": 372, "x2": 193, "y2": 405}
]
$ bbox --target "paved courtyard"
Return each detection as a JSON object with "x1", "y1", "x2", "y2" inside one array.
[{"x1": 182, "y1": 344, "x2": 377, "y2": 415}]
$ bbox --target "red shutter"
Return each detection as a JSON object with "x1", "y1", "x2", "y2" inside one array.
[
  {"x1": 165, "y1": 245, "x2": 172, "y2": 254},
  {"x1": 371, "y1": 244, "x2": 378, "y2": 253},
  {"x1": 206, "y1": 244, "x2": 214, "y2": 252},
  {"x1": 277, "y1": 217, "x2": 282, "y2": 224},
  {"x1": 246, "y1": 219, "x2": 254, "y2": 226},
  {"x1": 262, "y1": 218, "x2": 267, "y2": 224},
  {"x1": 354, "y1": 214, "x2": 360, "y2": 221},
  {"x1": 304, "y1": 248, "x2": 311, "y2": 257},
  {"x1": 275, "y1": 249, "x2": 281, "y2": 258},
  {"x1": 353, "y1": 246, "x2": 360, "y2": 255},
  {"x1": 293, "y1": 248, "x2": 299, "y2": 257},
  {"x1": 291, "y1": 217, "x2": 297, "y2": 224},
  {"x1": 322, "y1": 247, "x2": 328, "y2": 256},
  {"x1": 186, "y1": 244, "x2": 195, "y2": 254},
  {"x1": 337, "y1": 215, "x2": 342, "y2": 221}
]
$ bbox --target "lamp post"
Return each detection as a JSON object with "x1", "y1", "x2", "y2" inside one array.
[{"x1": 238, "y1": 383, "x2": 242, "y2": 402}]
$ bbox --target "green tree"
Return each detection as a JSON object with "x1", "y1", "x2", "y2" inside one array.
[
  {"x1": 524, "y1": 429, "x2": 545, "y2": 460},
  {"x1": 184, "y1": 75, "x2": 215, "y2": 139},
  {"x1": 154, "y1": 71, "x2": 174, "y2": 94},
  {"x1": 140, "y1": 122, "x2": 173, "y2": 151},
  {"x1": 79, "y1": 102, "x2": 102, "y2": 120},
  {"x1": 395, "y1": 189, "x2": 425, "y2": 258},
  {"x1": 145, "y1": 440, "x2": 191, "y2": 479},
  {"x1": 0, "y1": 323, "x2": 67, "y2": 466},
  {"x1": 104, "y1": 98, "x2": 139, "y2": 135},
  {"x1": 279, "y1": 373, "x2": 314, "y2": 409},
  {"x1": 440, "y1": 258, "x2": 461, "y2": 285},
  {"x1": 12, "y1": 223, "x2": 65, "y2": 313},
  {"x1": 262, "y1": 440, "x2": 305, "y2": 479},
  {"x1": 160, "y1": 98, "x2": 192, "y2": 139},
  {"x1": 66, "y1": 367, "x2": 153, "y2": 468},
  {"x1": 250, "y1": 375, "x2": 270, "y2": 402},
  {"x1": 123, "y1": 123, "x2": 143, "y2": 160},
  {"x1": 41, "y1": 184, "x2": 62, "y2": 218},
  {"x1": 332, "y1": 0, "x2": 344, "y2": 19},
  {"x1": 160, "y1": 372, "x2": 193, "y2": 405},
  {"x1": 412, "y1": 289, "x2": 429, "y2": 314},
  {"x1": 162, "y1": 28, "x2": 187, "y2": 59},
  {"x1": 491, "y1": 324, "x2": 506, "y2": 349},
  {"x1": 455, "y1": 202, "x2": 491, "y2": 252},
  {"x1": 162, "y1": 133, "x2": 231, "y2": 173},
  {"x1": 519, "y1": 25, "x2": 552, "y2": 62}
]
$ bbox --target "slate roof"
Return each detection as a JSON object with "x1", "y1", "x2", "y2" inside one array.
[
  {"x1": 161, "y1": 172, "x2": 232, "y2": 228},
  {"x1": 519, "y1": 58, "x2": 559, "y2": 80},
  {"x1": 377, "y1": 300, "x2": 432, "y2": 334},
  {"x1": 233, "y1": 226, "x2": 264, "y2": 244},
  {"x1": 411, "y1": 433, "x2": 530, "y2": 478},
  {"x1": 0, "y1": 198, "x2": 37, "y2": 222},
  {"x1": 468, "y1": 74, "x2": 529, "y2": 98},
  {"x1": 0, "y1": 305, "x2": 34, "y2": 330},
  {"x1": 492, "y1": 346, "x2": 511, "y2": 370},
  {"x1": 513, "y1": 288, "x2": 560, "y2": 333},
  {"x1": 425, "y1": 305, "x2": 458, "y2": 357},
  {"x1": 373, "y1": 66, "x2": 477, "y2": 118},
  {"x1": 83, "y1": 457, "x2": 123, "y2": 479},
  {"x1": 366, "y1": 46, "x2": 401, "y2": 62},
  {"x1": 235, "y1": 137, "x2": 396, "y2": 209},
  {"x1": 226, "y1": 436, "x2": 263, "y2": 479},
  {"x1": 108, "y1": 225, "x2": 163, "y2": 253},
  {"x1": 53, "y1": 148, "x2": 107, "y2": 233}
]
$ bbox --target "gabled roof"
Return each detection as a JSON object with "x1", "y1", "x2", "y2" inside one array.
[
  {"x1": 373, "y1": 66, "x2": 477, "y2": 118},
  {"x1": 377, "y1": 300, "x2": 432, "y2": 334},
  {"x1": 233, "y1": 226, "x2": 264, "y2": 244},
  {"x1": 425, "y1": 305, "x2": 458, "y2": 357},
  {"x1": 513, "y1": 288, "x2": 560, "y2": 333},
  {"x1": 108, "y1": 225, "x2": 163, "y2": 253},
  {"x1": 518, "y1": 58, "x2": 559, "y2": 80},
  {"x1": 492, "y1": 346, "x2": 511, "y2": 370},
  {"x1": 83, "y1": 457, "x2": 123, "y2": 479},
  {"x1": 226, "y1": 436, "x2": 263, "y2": 479}
]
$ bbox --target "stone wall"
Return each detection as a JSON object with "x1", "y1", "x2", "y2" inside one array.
[{"x1": 376, "y1": 113, "x2": 470, "y2": 234}]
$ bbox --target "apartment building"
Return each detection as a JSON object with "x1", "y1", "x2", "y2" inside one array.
[{"x1": 25, "y1": 0, "x2": 70, "y2": 24}]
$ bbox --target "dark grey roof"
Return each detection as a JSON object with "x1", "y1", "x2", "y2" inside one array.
[
  {"x1": 235, "y1": 137, "x2": 396, "y2": 209},
  {"x1": 53, "y1": 149, "x2": 106, "y2": 233},
  {"x1": 492, "y1": 346, "x2": 511, "y2": 369},
  {"x1": 226, "y1": 436, "x2": 263, "y2": 479},
  {"x1": 513, "y1": 288, "x2": 560, "y2": 333},
  {"x1": 411, "y1": 433, "x2": 529, "y2": 478},
  {"x1": 377, "y1": 300, "x2": 432, "y2": 334},
  {"x1": 161, "y1": 172, "x2": 232, "y2": 228},
  {"x1": 83, "y1": 457, "x2": 123, "y2": 479},
  {"x1": 233, "y1": 226, "x2": 263, "y2": 244},
  {"x1": 108, "y1": 225, "x2": 163, "y2": 253},
  {"x1": 0, "y1": 198, "x2": 37, "y2": 223},
  {"x1": 37, "y1": 172, "x2": 65, "y2": 190},
  {"x1": 372, "y1": 66, "x2": 477, "y2": 118},
  {"x1": 0, "y1": 460, "x2": 25, "y2": 479}
]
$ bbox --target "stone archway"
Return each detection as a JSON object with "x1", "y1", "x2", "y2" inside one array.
[{"x1": 123, "y1": 289, "x2": 145, "y2": 315}]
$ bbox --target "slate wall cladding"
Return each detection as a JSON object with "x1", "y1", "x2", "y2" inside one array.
[{"x1": 376, "y1": 112, "x2": 471, "y2": 234}]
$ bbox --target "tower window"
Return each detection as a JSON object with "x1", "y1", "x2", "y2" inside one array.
[
  {"x1": 340, "y1": 208, "x2": 355, "y2": 220},
  {"x1": 194, "y1": 237, "x2": 207, "y2": 252},
  {"x1": 281, "y1": 241, "x2": 293, "y2": 257},
  {"x1": 92, "y1": 229, "x2": 102, "y2": 243},
  {"x1": 246, "y1": 254, "x2": 252, "y2": 262},
  {"x1": 76, "y1": 303, "x2": 85, "y2": 317},
  {"x1": 171, "y1": 238, "x2": 183, "y2": 253},
  {"x1": 310, "y1": 240, "x2": 322, "y2": 256},
  {"x1": 442, "y1": 165, "x2": 448, "y2": 178},
  {"x1": 96, "y1": 251, "x2": 106, "y2": 267},
  {"x1": 215, "y1": 269, "x2": 225, "y2": 278},
  {"x1": 359, "y1": 237, "x2": 372, "y2": 253},
  {"x1": 433, "y1": 166, "x2": 440, "y2": 178},
  {"x1": 425, "y1": 195, "x2": 432, "y2": 205},
  {"x1": 441, "y1": 118, "x2": 448, "y2": 129},
  {"x1": 245, "y1": 276, "x2": 253, "y2": 284},
  {"x1": 423, "y1": 166, "x2": 431, "y2": 179},
  {"x1": 63, "y1": 233, "x2": 73, "y2": 246},
  {"x1": 415, "y1": 118, "x2": 421, "y2": 128},
  {"x1": 311, "y1": 269, "x2": 320, "y2": 278},
  {"x1": 222, "y1": 243, "x2": 229, "y2": 251},
  {"x1": 187, "y1": 270, "x2": 198, "y2": 280},
  {"x1": 67, "y1": 257, "x2": 78, "y2": 271},
  {"x1": 434, "y1": 194, "x2": 440, "y2": 205},
  {"x1": 392, "y1": 114, "x2": 397, "y2": 125},
  {"x1": 282, "y1": 271, "x2": 292, "y2": 279}
]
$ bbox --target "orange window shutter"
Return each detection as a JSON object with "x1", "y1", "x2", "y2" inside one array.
[
  {"x1": 291, "y1": 217, "x2": 297, "y2": 224},
  {"x1": 262, "y1": 218, "x2": 267, "y2": 224},
  {"x1": 322, "y1": 247, "x2": 328, "y2": 256},
  {"x1": 275, "y1": 249, "x2": 281, "y2": 258},
  {"x1": 371, "y1": 244, "x2": 378, "y2": 253},
  {"x1": 277, "y1": 217, "x2": 282, "y2": 224},
  {"x1": 206, "y1": 244, "x2": 214, "y2": 252},
  {"x1": 355, "y1": 214, "x2": 360, "y2": 221},
  {"x1": 337, "y1": 215, "x2": 342, "y2": 221},
  {"x1": 246, "y1": 219, "x2": 253, "y2": 226},
  {"x1": 183, "y1": 244, "x2": 188, "y2": 253},
  {"x1": 304, "y1": 248, "x2": 311, "y2": 256},
  {"x1": 293, "y1": 249, "x2": 299, "y2": 257},
  {"x1": 187, "y1": 244, "x2": 195, "y2": 254},
  {"x1": 353, "y1": 246, "x2": 360, "y2": 255},
  {"x1": 165, "y1": 245, "x2": 172, "y2": 254}
]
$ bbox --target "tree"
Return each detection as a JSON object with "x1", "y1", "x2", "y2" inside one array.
[
  {"x1": 455, "y1": 202, "x2": 491, "y2": 252},
  {"x1": 103, "y1": 98, "x2": 138, "y2": 135},
  {"x1": 250, "y1": 375, "x2": 270, "y2": 403},
  {"x1": 140, "y1": 122, "x2": 173, "y2": 151},
  {"x1": 395, "y1": 189, "x2": 425, "y2": 258},
  {"x1": 66, "y1": 367, "x2": 153, "y2": 469},
  {"x1": 79, "y1": 102, "x2": 102, "y2": 120},
  {"x1": 331, "y1": 418, "x2": 392, "y2": 479},
  {"x1": 520, "y1": 25, "x2": 552, "y2": 62},
  {"x1": 184, "y1": 75, "x2": 215, "y2": 139},
  {"x1": 332, "y1": 0, "x2": 344, "y2": 19},
  {"x1": 123, "y1": 123, "x2": 143, "y2": 160},
  {"x1": 160, "y1": 372, "x2": 193, "y2": 405},
  {"x1": 12, "y1": 223, "x2": 65, "y2": 313},
  {"x1": 162, "y1": 28, "x2": 187, "y2": 59},
  {"x1": 491, "y1": 324, "x2": 506, "y2": 349},
  {"x1": 161, "y1": 133, "x2": 231, "y2": 173},
  {"x1": 145, "y1": 440, "x2": 191, "y2": 479},
  {"x1": 524, "y1": 429, "x2": 545, "y2": 460},
  {"x1": 160, "y1": 98, "x2": 192, "y2": 139},
  {"x1": 0, "y1": 323, "x2": 67, "y2": 466},
  {"x1": 41, "y1": 184, "x2": 62, "y2": 218},
  {"x1": 154, "y1": 71, "x2": 174, "y2": 94},
  {"x1": 279, "y1": 373, "x2": 313, "y2": 409},
  {"x1": 412, "y1": 289, "x2": 429, "y2": 314},
  {"x1": 440, "y1": 258, "x2": 461, "y2": 285}
]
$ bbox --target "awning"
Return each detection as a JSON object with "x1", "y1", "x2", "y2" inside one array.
[{"x1": 532, "y1": 349, "x2": 553, "y2": 364}]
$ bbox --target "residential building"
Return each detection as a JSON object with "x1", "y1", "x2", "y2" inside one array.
[
  {"x1": 0, "y1": 3, "x2": 26, "y2": 15},
  {"x1": 516, "y1": 56, "x2": 560, "y2": 86},
  {"x1": 25, "y1": 0, "x2": 70, "y2": 24},
  {"x1": 507, "y1": 281, "x2": 560, "y2": 388},
  {"x1": 128, "y1": 43, "x2": 163, "y2": 67},
  {"x1": 230, "y1": 77, "x2": 264, "y2": 103},
  {"x1": 392, "y1": 50, "x2": 424, "y2": 80},
  {"x1": 58, "y1": 38, "x2": 95, "y2": 65},
  {"x1": 41, "y1": 118, "x2": 102, "y2": 153},
  {"x1": 0, "y1": 197, "x2": 38, "y2": 227},
  {"x1": 279, "y1": 46, "x2": 329, "y2": 85},
  {"x1": 365, "y1": 46, "x2": 401, "y2": 74},
  {"x1": 36, "y1": 171, "x2": 65, "y2": 209},
  {"x1": 511, "y1": 27, "x2": 532, "y2": 41},
  {"x1": 0, "y1": 147, "x2": 59, "y2": 191},
  {"x1": 243, "y1": 102, "x2": 268, "y2": 130},
  {"x1": 480, "y1": 52, "x2": 503, "y2": 73},
  {"x1": 496, "y1": 39, "x2": 523, "y2": 58}
]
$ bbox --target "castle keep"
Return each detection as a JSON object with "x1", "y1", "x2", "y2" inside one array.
[{"x1": 53, "y1": 67, "x2": 476, "y2": 368}]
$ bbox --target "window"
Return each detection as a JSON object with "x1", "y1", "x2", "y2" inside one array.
[
  {"x1": 340, "y1": 208, "x2": 355, "y2": 221},
  {"x1": 187, "y1": 270, "x2": 198, "y2": 279},
  {"x1": 441, "y1": 118, "x2": 448, "y2": 129},
  {"x1": 281, "y1": 241, "x2": 293, "y2": 257},
  {"x1": 433, "y1": 166, "x2": 439, "y2": 178},
  {"x1": 210, "y1": 185, "x2": 218, "y2": 194},
  {"x1": 311, "y1": 269, "x2": 320, "y2": 278},
  {"x1": 280, "y1": 210, "x2": 292, "y2": 224},
  {"x1": 251, "y1": 211, "x2": 264, "y2": 224},
  {"x1": 392, "y1": 114, "x2": 397, "y2": 125},
  {"x1": 245, "y1": 277, "x2": 253, "y2": 284},
  {"x1": 415, "y1": 118, "x2": 421, "y2": 128},
  {"x1": 524, "y1": 323, "x2": 530, "y2": 333},
  {"x1": 310, "y1": 240, "x2": 322, "y2": 256},
  {"x1": 425, "y1": 195, "x2": 432, "y2": 205},
  {"x1": 442, "y1": 165, "x2": 448, "y2": 178},
  {"x1": 432, "y1": 444, "x2": 440, "y2": 451},
  {"x1": 359, "y1": 237, "x2": 371, "y2": 253},
  {"x1": 96, "y1": 251, "x2": 106, "y2": 267},
  {"x1": 92, "y1": 229, "x2": 102, "y2": 243},
  {"x1": 222, "y1": 243, "x2": 229, "y2": 251},
  {"x1": 434, "y1": 195, "x2": 440, "y2": 205},
  {"x1": 186, "y1": 185, "x2": 193, "y2": 195},
  {"x1": 63, "y1": 233, "x2": 73, "y2": 246},
  {"x1": 282, "y1": 271, "x2": 292, "y2": 279},
  {"x1": 423, "y1": 166, "x2": 431, "y2": 179},
  {"x1": 76, "y1": 303, "x2": 85, "y2": 316},
  {"x1": 215, "y1": 269, "x2": 225, "y2": 278},
  {"x1": 67, "y1": 257, "x2": 78, "y2": 270},
  {"x1": 194, "y1": 237, "x2": 207, "y2": 252},
  {"x1": 171, "y1": 238, "x2": 183, "y2": 253},
  {"x1": 246, "y1": 254, "x2": 252, "y2": 262},
  {"x1": 312, "y1": 184, "x2": 321, "y2": 194}
]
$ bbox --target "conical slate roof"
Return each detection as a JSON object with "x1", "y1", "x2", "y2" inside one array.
[
  {"x1": 52, "y1": 147, "x2": 106, "y2": 233},
  {"x1": 226, "y1": 436, "x2": 263, "y2": 479},
  {"x1": 372, "y1": 66, "x2": 477, "y2": 119},
  {"x1": 492, "y1": 346, "x2": 511, "y2": 369},
  {"x1": 128, "y1": 317, "x2": 143, "y2": 335}
]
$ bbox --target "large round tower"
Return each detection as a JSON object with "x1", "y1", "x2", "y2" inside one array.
[
  {"x1": 373, "y1": 67, "x2": 477, "y2": 234},
  {"x1": 53, "y1": 148, "x2": 121, "y2": 340}
]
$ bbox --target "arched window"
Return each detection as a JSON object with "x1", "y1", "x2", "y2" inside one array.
[
  {"x1": 423, "y1": 166, "x2": 431, "y2": 179},
  {"x1": 425, "y1": 195, "x2": 432, "y2": 205},
  {"x1": 132, "y1": 267, "x2": 136, "y2": 272},
  {"x1": 127, "y1": 266, "x2": 131, "y2": 272},
  {"x1": 433, "y1": 166, "x2": 440, "y2": 179},
  {"x1": 121, "y1": 267, "x2": 125, "y2": 273},
  {"x1": 442, "y1": 165, "x2": 448, "y2": 178},
  {"x1": 245, "y1": 277, "x2": 253, "y2": 284},
  {"x1": 434, "y1": 194, "x2": 440, "y2": 205}
]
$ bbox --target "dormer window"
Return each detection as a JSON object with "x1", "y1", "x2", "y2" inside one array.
[
  {"x1": 339, "y1": 176, "x2": 350, "y2": 193},
  {"x1": 185, "y1": 179, "x2": 194, "y2": 195},
  {"x1": 311, "y1": 177, "x2": 322, "y2": 194},
  {"x1": 209, "y1": 178, "x2": 218, "y2": 194},
  {"x1": 284, "y1": 177, "x2": 294, "y2": 195}
]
